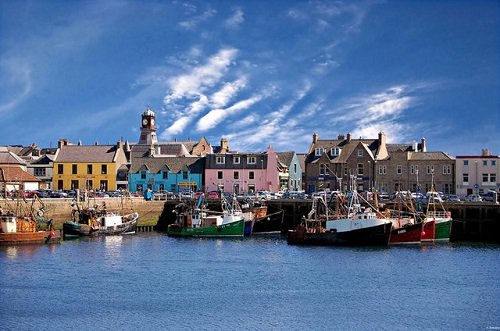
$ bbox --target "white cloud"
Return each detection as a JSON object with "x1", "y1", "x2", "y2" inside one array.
[
  {"x1": 0, "y1": 60, "x2": 32, "y2": 113},
  {"x1": 333, "y1": 85, "x2": 415, "y2": 141},
  {"x1": 224, "y1": 7, "x2": 244, "y2": 29},
  {"x1": 196, "y1": 95, "x2": 263, "y2": 132},
  {"x1": 179, "y1": 8, "x2": 217, "y2": 30},
  {"x1": 164, "y1": 48, "x2": 238, "y2": 103},
  {"x1": 210, "y1": 78, "x2": 247, "y2": 108}
]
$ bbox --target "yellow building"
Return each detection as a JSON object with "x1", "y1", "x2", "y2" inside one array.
[{"x1": 52, "y1": 140, "x2": 127, "y2": 191}]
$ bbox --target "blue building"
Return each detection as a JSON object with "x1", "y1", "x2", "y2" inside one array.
[
  {"x1": 276, "y1": 152, "x2": 303, "y2": 191},
  {"x1": 129, "y1": 154, "x2": 204, "y2": 193}
]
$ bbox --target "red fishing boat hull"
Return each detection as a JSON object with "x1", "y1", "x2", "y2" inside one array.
[
  {"x1": 390, "y1": 222, "x2": 423, "y2": 244},
  {"x1": 421, "y1": 220, "x2": 436, "y2": 242}
]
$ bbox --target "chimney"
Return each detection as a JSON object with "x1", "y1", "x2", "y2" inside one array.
[
  {"x1": 347, "y1": 133, "x2": 352, "y2": 142},
  {"x1": 421, "y1": 137, "x2": 426, "y2": 152},
  {"x1": 117, "y1": 140, "x2": 123, "y2": 150},
  {"x1": 412, "y1": 140, "x2": 418, "y2": 152},
  {"x1": 376, "y1": 131, "x2": 389, "y2": 160},
  {"x1": 338, "y1": 134, "x2": 345, "y2": 140},
  {"x1": 221, "y1": 138, "x2": 229, "y2": 154},
  {"x1": 482, "y1": 149, "x2": 490, "y2": 156},
  {"x1": 313, "y1": 132, "x2": 318, "y2": 144},
  {"x1": 378, "y1": 131, "x2": 386, "y2": 148}
]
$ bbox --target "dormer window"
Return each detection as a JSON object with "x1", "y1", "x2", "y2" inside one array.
[
  {"x1": 247, "y1": 156, "x2": 256, "y2": 164},
  {"x1": 315, "y1": 148, "x2": 325, "y2": 156},
  {"x1": 234, "y1": 156, "x2": 240, "y2": 164},
  {"x1": 331, "y1": 147, "x2": 341, "y2": 157},
  {"x1": 216, "y1": 156, "x2": 225, "y2": 164}
]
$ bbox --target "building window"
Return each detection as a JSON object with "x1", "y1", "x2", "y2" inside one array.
[
  {"x1": 57, "y1": 180, "x2": 63, "y2": 190},
  {"x1": 159, "y1": 184, "x2": 164, "y2": 191},
  {"x1": 87, "y1": 164, "x2": 93, "y2": 175},
  {"x1": 331, "y1": 147, "x2": 341, "y2": 157},
  {"x1": 136, "y1": 184, "x2": 143, "y2": 193},
  {"x1": 247, "y1": 156, "x2": 256, "y2": 164},
  {"x1": 492, "y1": 160, "x2": 497, "y2": 166},
  {"x1": 249, "y1": 171, "x2": 254, "y2": 180},
  {"x1": 72, "y1": 164, "x2": 77, "y2": 174},
  {"x1": 71, "y1": 180, "x2": 79, "y2": 189},
  {"x1": 162, "y1": 171, "x2": 168, "y2": 179},
  {"x1": 320, "y1": 164, "x2": 329, "y2": 175},
  {"x1": 86, "y1": 180, "x2": 93, "y2": 189},
  {"x1": 463, "y1": 160, "x2": 469, "y2": 166},
  {"x1": 315, "y1": 148, "x2": 324, "y2": 156},
  {"x1": 216, "y1": 156, "x2": 225, "y2": 164},
  {"x1": 183, "y1": 171, "x2": 188, "y2": 180},
  {"x1": 482, "y1": 174, "x2": 488, "y2": 183},
  {"x1": 411, "y1": 165, "x2": 418, "y2": 175},
  {"x1": 234, "y1": 171, "x2": 239, "y2": 180},
  {"x1": 483, "y1": 160, "x2": 488, "y2": 166},
  {"x1": 217, "y1": 171, "x2": 223, "y2": 180},
  {"x1": 357, "y1": 150, "x2": 363, "y2": 157},
  {"x1": 58, "y1": 164, "x2": 64, "y2": 174},
  {"x1": 248, "y1": 184, "x2": 255, "y2": 193},
  {"x1": 443, "y1": 183, "x2": 451, "y2": 194},
  {"x1": 357, "y1": 163, "x2": 364, "y2": 175},
  {"x1": 396, "y1": 165, "x2": 402, "y2": 175},
  {"x1": 34, "y1": 168, "x2": 46, "y2": 176},
  {"x1": 378, "y1": 165, "x2": 387, "y2": 175},
  {"x1": 234, "y1": 156, "x2": 240, "y2": 164},
  {"x1": 100, "y1": 180, "x2": 108, "y2": 191},
  {"x1": 426, "y1": 165, "x2": 434, "y2": 174},
  {"x1": 463, "y1": 173, "x2": 469, "y2": 183},
  {"x1": 490, "y1": 174, "x2": 496, "y2": 182},
  {"x1": 344, "y1": 167, "x2": 348, "y2": 176},
  {"x1": 141, "y1": 171, "x2": 146, "y2": 179},
  {"x1": 443, "y1": 165, "x2": 452, "y2": 175},
  {"x1": 101, "y1": 165, "x2": 107, "y2": 175}
]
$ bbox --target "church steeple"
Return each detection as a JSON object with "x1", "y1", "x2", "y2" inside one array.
[{"x1": 138, "y1": 106, "x2": 158, "y2": 145}]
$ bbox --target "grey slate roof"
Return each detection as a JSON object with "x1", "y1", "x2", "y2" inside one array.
[
  {"x1": 276, "y1": 152, "x2": 295, "y2": 167},
  {"x1": 0, "y1": 150, "x2": 27, "y2": 165},
  {"x1": 55, "y1": 145, "x2": 119, "y2": 163},
  {"x1": 130, "y1": 156, "x2": 204, "y2": 174},
  {"x1": 408, "y1": 151, "x2": 454, "y2": 161}
]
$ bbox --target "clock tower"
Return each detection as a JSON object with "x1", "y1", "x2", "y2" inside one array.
[{"x1": 138, "y1": 106, "x2": 158, "y2": 145}]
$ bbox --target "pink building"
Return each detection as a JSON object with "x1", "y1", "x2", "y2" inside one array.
[{"x1": 204, "y1": 145, "x2": 279, "y2": 193}]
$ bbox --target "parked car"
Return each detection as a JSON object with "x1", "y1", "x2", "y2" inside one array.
[
  {"x1": 465, "y1": 194, "x2": 483, "y2": 202},
  {"x1": 446, "y1": 194, "x2": 461, "y2": 202},
  {"x1": 480, "y1": 191, "x2": 498, "y2": 202},
  {"x1": 206, "y1": 191, "x2": 220, "y2": 199}
]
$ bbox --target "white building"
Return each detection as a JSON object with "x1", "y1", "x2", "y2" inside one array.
[{"x1": 455, "y1": 149, "x2": 499, "y2": 198}]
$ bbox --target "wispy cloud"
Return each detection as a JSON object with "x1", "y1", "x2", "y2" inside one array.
[
  {"x1": 179, "y1": 8, "x2": 217, "y2": 30},
  {"x1": 224, "y1": 7, "x2": 244, "y2": 29},
  {"x1": 210, "y1": 78, "x2": 247, "y2": 108},
  {"x1": 333, "y1": 85, "x2": 415, "y2": 142},
  {"x1": 196, "y1": 94, "x2": 264, "y2": 132},
  {"x1": 0, "y1": 59, "x2": 32, "y2": 113}
]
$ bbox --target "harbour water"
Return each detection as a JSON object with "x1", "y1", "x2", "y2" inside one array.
[{"x1": 0, "y1": 234, "x2": 498, "y2": 331}]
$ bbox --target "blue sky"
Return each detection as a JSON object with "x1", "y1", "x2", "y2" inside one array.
[{"x1": 1, "y1": 0, "x2": 498, "y2": 156}]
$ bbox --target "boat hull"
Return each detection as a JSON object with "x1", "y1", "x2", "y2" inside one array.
[
  {"x1": 252, "y1": 210, "x2": 284, "y2": 235},
  {"x1": 0, "y1": 230, "x2": 61, "y2": 245},
  {"x1": 167, "y1": 219, "x2": 244, "y2": 238},
  {"x1": 421, "y1": 220, "x2": 436, "y2": 242},
  {"x1": 435, "y1": 219, "x2": 452, "y2": 241},
  {"x1": 63, "y1": 221, "x2": 91, "y2": 237},
  {"x1": 287, "y1": 222, "x2": 392, "y2": 246},
  {"x1": 389, "y1": 222, "x2": 423, "y2": 244}
]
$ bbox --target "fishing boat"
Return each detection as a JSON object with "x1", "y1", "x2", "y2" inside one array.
[
  {"x1": 421, "y1": 178, "x2": 452, "y2": 242},
  {"x1": 384, "y1": 192, "x2": 424, "y2": 244},
  {"x1": 63, "y1": 193, "x2": 138, "y2": 237},
  {"x1": 0, "y1": 213, "x2": 60, "y2": 245},
  {"x1": 241, "y1": 199, "x2": 284, "y2": 235},
  {"x1": 167, "y1": 193, "x2": 245, "y2": 238},
  {"x1": 287, "y1": 184, "x2": 392, "y2": 246}
]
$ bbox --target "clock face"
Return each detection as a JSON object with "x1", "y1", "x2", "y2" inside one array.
[{"x1": 142, "y1": 119, "x2": 148, "y2": 125}]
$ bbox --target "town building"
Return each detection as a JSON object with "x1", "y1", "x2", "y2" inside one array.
[
  {"x1": 204, "y1": 142, "x2": 279, "y2": 194},
  {"x1": 455, "y1": 149, "x2": 499, "y2": 197},
  {"x1": 52, "y1": 139, "x2": 128, "y2": 191},
  {"x1": 0, "y1": 147, "x2": 40, "y2": 192},
  {"x1": 304, "y1": 132, "x2": 455, "y2": 195},
  {"x1": 276, "y1": 152, "x2": 303, "y2": 191}
]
